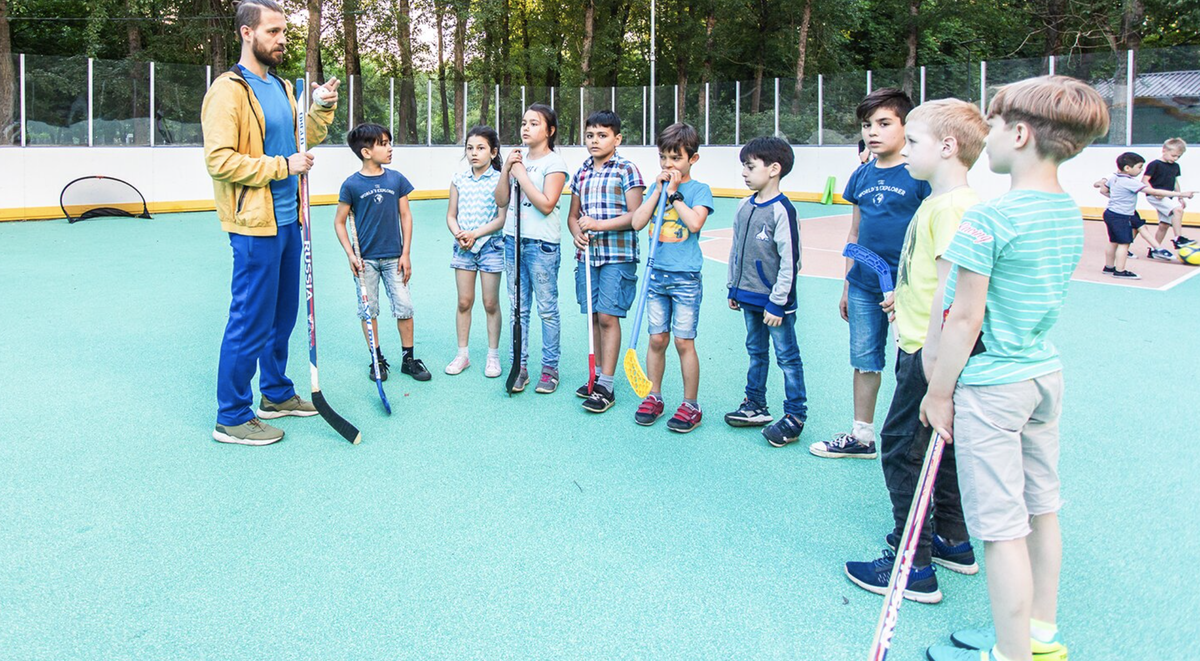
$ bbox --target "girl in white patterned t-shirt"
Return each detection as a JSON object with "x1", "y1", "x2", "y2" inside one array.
[{"x1": 445, "y1": 126, "x2": 507, "y2": 377}]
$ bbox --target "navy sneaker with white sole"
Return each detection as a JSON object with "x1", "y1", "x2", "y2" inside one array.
[
  {"x1": 761, "y1": 414, "x2": 804, "y2": 447},
  {"x1": 845, "y1": 549, "x2": 942, "y2": 604},
  {"x1": 723, "y1": 399, "x2": 773, "y2": 427},
  {"x1": 887, "y1": 532, "x2": 979, "y2": 575}
]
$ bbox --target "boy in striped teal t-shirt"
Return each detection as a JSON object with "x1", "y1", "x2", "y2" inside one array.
[{"x1": 919, "y1": 77, "x2": 1110, "y2": 661}]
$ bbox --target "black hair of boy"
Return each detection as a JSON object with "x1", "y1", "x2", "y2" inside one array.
[
  {"x1": 1116, "y1": 151, "x2": 1145, "y2": 170},
  {"x1": 348, "y1": 123, "x2": 392, "y2": 160},
  {"x1": 527, "y1": 103, "x2": 559, "y2": 150},
  {"x1": 657, "y1": 122, "x2": 700, "y2": 158},
  {"x1": 856, "y1": 88, "x2": 915, "y2": 124},
  {"x1": 466, "y1": 124, "x2": 503, "y2": 171},
  {"x1": 585, "y1": 110, "x2": 622, "y2": 135},
  {"x1": 739, "y1": 136, "x2": 794, "y2": 178}
]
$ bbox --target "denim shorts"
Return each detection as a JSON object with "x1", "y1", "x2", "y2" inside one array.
[
  {"x1": 574, "y1": 261, "x2": 638, "y2": 317},
  {"x1": 450, "y1": 235, "x2": 505, "y2": 273},
  {"x1": 847, "y1": 282, "x2": 889, "y2": 372},
  {"x1": 356, "y1": 257, "x2": 413, "y2": 321},
  {"x1": 647, "y1": 270, "x2": 702, "y2": 339}
]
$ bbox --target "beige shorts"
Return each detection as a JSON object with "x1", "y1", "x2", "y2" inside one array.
[{"x1": 952, "y1": 372, "x2": 1064, "y2": 542}]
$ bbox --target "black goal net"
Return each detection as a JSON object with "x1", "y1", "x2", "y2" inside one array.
[{"x1": 59, "y1": 176, "x2": 152, "y2": 223}]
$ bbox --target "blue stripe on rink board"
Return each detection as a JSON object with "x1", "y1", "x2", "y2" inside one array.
[{"x1": 0, "y1": 199, "x2": 1195, "y2": 659}]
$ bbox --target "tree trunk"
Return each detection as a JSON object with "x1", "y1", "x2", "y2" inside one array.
[
  {"x1": 791, "y1": 0, "x2": 812, "y2": 113},
  {"x1": 207, "y1": 0, "x2": 226, "y2": 72},
  {"x1": 1043, "y1": 0, "x2": 1063, "y2": 59},
  {"x1": 580, "y1": 0, "x2": 595, "y2": 86},
  {"x1": 453, "y1": 7, "x2": 465, "y2": 140},
  {"x1": 344, "y1": 0, "x2": 362, "y2": 126},
  {"x1": 392, "y1": 0, "x2": 418, "y2": 144},
  {"x1": 306, "y1": 0, "x2": 323, "y2": 83},
  {"x1": 127, "y1": 11, "x2": 146, "y2": 144},
  {"x1": 752, "y1": 62, "x2": 763, "y2": 115},
  {"x1": 0, "y1": 0, "x2": 14, "y2": 144},
  {"x1": 436, "y1": 1, "x2": 450, "y2": 142},
  {"x1": 700, "y1": 7, "x2": 716, "y2": 121},
  {"x1": 903, "y1": 0, "x2": 921, "y2": 96},
  {"x1": 500, "y1": 0, "x2": 511, "y2": 87},
  {"x1": 1120, "y1": 0, "x2": 1145, "y2": 50},
  {"x1": 608, "y1": 0, "x2": 631, "y2": 87}
]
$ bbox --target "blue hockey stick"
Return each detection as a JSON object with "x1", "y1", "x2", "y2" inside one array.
[{"x1": 843, "y1": 243, "x2": 894, "y2": 293}]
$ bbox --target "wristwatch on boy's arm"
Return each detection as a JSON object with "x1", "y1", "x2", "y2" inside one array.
[{"x1": 668, "y1": 191, "x2": 685, "y2": 204}]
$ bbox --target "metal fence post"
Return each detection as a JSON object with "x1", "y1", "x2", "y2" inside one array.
[
  {"x1": 866, "y1": 69, "x2": 872, "y2": 94},
  {"x1": 642, "y1": 86, "x2": 647, "y2": 145},
  {"x1": 550, "y1": 86, "x2": 555, "y2": 111},
  {"x1": 350, "y1": 75, "x2": 356, "y2": 131},
  {"x1": 1126, "y1": 49, "x2": 1135, "y2": 146},
  {"x1": 674, "y1": 84, "x2": 679, "y2": 123},
  {"x1": 494, "y1": 84, "x2": 499, "y2": 133},
  {"x1": 87, "y1": 57, "x2": 94, "y2": 147},
  {"x1": 206, "y1": 64, "x2": 212, "y2": 89},
  {"x1": 19, "y1": 53, "x2": 26, "y2": 147},
  {"x1": 463, "y1": 81, "x2": 469, "y2": 136},
  {"x1": 1048, "y1": 55, "x2": 1056, "y2": 76},
  {"x1": 650, "y1": 83, "x2": 656, "y2": 143},
  {"x1": 611, "y1": 87, "x2": 615, "y2": 112},
  {"x1": 920, "y1": 66, "x2": 926, "y2": 103},
  {"x1": 773, "y1": 77, "x2": 779, "y2": 137},
  {"x1": 704, "y1": 82, "x2": 710, "y2": 145},
  {"x1": 427, "y1": 79, "x2": 433, "y2": 145},
  {"x1": 580, "y1": 87, "x2": 585, "y2": 145},
  {"x1": 521, "y1": 85, "x2": 526, "y2": 115},
  {"x1": 735, "y1": 80, "x2": 740, "y2": 144},
  {"x1": 149, "y1": 62, "x2": 156, "y2": 147},
  {"x1": 390, "y1": 78, "x2": 395, "y2": 137},
  {"x1": 817, "y1": 74, "x2": 823, "y2": 147},
  {"x1": 979, "y1": 61, "x2": 987, "y2": 112}
]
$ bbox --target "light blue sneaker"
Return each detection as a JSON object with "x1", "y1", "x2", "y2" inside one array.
[
  {"x1": 950, "y1": 626, "x2": 1068, "y2": 660},
  {"x1": 926, "y1": 646, "x2": 989, "y2": 661}
]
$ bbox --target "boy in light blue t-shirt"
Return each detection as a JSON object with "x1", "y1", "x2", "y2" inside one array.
[{"x1": 627, "y1": 123, "x2": 714, "y2": 433}]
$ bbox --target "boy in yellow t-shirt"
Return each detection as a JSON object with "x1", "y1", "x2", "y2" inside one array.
[{"x1": 844, "y1": 99, "x2": 988, "y2": 604}]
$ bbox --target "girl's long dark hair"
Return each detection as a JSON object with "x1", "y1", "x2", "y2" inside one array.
[
  {"x1": 527, "y1": 103, "x2": 558, "y2": 151},
  {"x1": 465, "y1": 125, "x2": 502, "y2": 171}
]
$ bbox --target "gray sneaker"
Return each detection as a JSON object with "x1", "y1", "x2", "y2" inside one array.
[
  {"x1": 257, "y1": 395, "x2": 318, "y2": 419},
  {"x1": 535, "y1": 367, "x2": 559, "y2": 394},
  {"x1": 213, "y1": 418, "x2": 284, "y2": 446}
]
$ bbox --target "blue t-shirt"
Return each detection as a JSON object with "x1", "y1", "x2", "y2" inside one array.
[
  {"x1": 238, "y1": 65, "x2": 298, "y2": 227},
  {"x1": 339, "y1": 169, "x2": 415, "y2": 259},
  {"x1": 645, "y1": 179, "x2": 715, "y2": 273},
  {"x1": 843, "y1": 160, "x2": 931, "y2": 293}
]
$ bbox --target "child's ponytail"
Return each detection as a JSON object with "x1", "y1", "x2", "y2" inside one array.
[{"x1": 465, "y1": 125, "x2": 503, "y2": 171}]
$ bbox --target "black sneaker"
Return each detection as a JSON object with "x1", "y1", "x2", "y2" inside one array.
[
  {"x1": 369, "y1": 351, "x2": 390, "y2": 381},
  {"x1": 582, "y1": 383, "x2": 615, "y2": 413},
  {"x1": 1152, "y1": 248, "x2": 1175, "y2": 261},
  {"x1": 1126, "y1": 250, "x2": 1138, "y2": 260},
  {"x1": 723, "y1": 399, "x2": 773, "y2": 427},
  {"x1": 576, "y1": 381, "x2": 594, "y2": 398},
  {"x1": 401, "y1": 355, "x2": 432, "y2": 381},
  {"x1": 1112, "y1": 270, "x2": 1140, "y2": 280},
  {"x1": 762, "y1": 414, "x2": 805, "y2": 447},
  {"x1": 1102, "y1": 265, "x2": 1116, "y2": 275},
  {"x1": 1175, "y1": 236, "x2": 1196, "y2": 249},
  {"x1": 809, "y1": 432, "x2": 878, "y2": 459},
  {"x1": 886, "y1": 532, "x2": 979, "y2": 575},
  {"x1": 845, "y1": 549, "x2": 942, "y2": 604}
]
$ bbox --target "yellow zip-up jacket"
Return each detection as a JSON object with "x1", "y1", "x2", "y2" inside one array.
[{"x1": 201, "y1": 68, "x2": 336, "y2": 236}]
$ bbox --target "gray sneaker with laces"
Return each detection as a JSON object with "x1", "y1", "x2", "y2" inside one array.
[
  {"x1": 213, "y1": 418, "x2": 285, "y2": 446},
  {"x1": 257, "y1": 395, "x2": 318, "y2": 419}
]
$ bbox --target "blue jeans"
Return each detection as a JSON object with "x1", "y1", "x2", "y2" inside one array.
[
  {"x1": 504, "y1": 235, "x2": 561, "y2": 369},
  {"x1": 743, "y1": 308, "x2": 808, "y2": 419},
  {"x1": 847, "y1": 282, "x2": 889, "y2": 373},
  {"x1": 216, "y1": 223, "x2": 301, "y2": 426}
]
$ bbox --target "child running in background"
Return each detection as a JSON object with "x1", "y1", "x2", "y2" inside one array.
[
  {"x1": 626, "y1": 122, "x2": 713, "y2": 432},
  {"x1": 920, "y1": 76, "x2": 1110, "y2": 661},
  {"x1": 333, "y1": 122, "x2": 431, "y2": 383},
  {"x1": 843, "y1": 99, "x2": 986, "y2": 605},
  {"x1": 493, "y1": 104, "x2": 570, "y2": 393},
  {"x1": 1095, "y1": 151, "x2": 1193, "y2": 280},
  {"x1": 570, "y1": 110, "x2": 646, "y2": 413},
  {"x1": 1145, "y1": 138, "x2": 1193, "y2": 249},
  {"x1": 445, "y1": 126, "x2": 508, "y2": 377},
  {"x1": 811, "y1": 88, "x2": 932, "y2": 460},
  {"x1": 724, "y1": 137, "x2": 808, "y2": 447}
]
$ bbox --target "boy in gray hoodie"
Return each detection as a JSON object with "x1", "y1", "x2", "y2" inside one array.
[{"x1": 724, "y1": 137, "x2": 808, "y2": 447}]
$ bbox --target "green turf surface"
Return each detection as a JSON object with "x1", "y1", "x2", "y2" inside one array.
[{"x1": 1, "y1": 200, "x2": 1196, "y2": 659}]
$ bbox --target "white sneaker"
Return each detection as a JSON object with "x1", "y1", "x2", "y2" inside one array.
[
  {"x1": 445, "y1": 354, "x2": 470, "y2": 375},
  {"x1": 485, "y1": 353, "x2": 502, "y2": 378}
]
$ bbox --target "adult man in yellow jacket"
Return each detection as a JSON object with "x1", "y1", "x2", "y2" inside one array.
[{"x1": 202, "y1": 0, "x2": 340, "y2": 446}]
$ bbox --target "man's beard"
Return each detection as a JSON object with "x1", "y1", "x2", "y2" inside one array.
[{"x1": 252, "y1": 37, "x2": 285, "y2": 68}]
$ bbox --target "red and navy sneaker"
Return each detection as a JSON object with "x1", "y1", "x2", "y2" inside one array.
[
  {"x1": 845, "y1": 549, "x2": 942, "y2": 604},
  {"x1": 635, "y1": 395, "x2": 665, "y2": 425},
  {"x1": 666, "y1": 402, "x2": 702, "y2": 433}
]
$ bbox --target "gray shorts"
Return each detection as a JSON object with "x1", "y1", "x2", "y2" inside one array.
[
  {"x1": 1146, "y1": 195, "x2": 1180, "y2": 222},
  {"x1": 356, "y1": 258, "x2": 414, "y2": 320},
  {"x1": 952, "y1": 372, "x2": 1064, "y2": 542}
]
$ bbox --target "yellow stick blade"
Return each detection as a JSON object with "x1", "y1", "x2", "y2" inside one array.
[{"x1": 623, "y1": 349, "x2": 651, "y2": 399}]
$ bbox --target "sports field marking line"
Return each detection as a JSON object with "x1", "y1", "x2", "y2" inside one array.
[{"x1": 1156, "y1": 264, "x2": 1200, "y2": 291}]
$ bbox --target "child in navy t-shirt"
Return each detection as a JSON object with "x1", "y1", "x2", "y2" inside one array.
[
  {"x1": 812, "y1": 89, "x2": 930, "y2": 460},
  {"x1": 333, "y1": 123, "x2": 431, "y2": 383}
]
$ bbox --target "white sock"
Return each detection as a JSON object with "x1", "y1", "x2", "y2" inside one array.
[
  {"x1": 487, "y1": 348, "x2": 499, "y2": 358},
  {"x1": 457, "y1": 346, "x2": 469, "y2": 357},
  {"x1": 852, "y1": 420, "x2": 875, "y2": 443},
  {"x1": 1030, "y1": 618, "x2": 1058, "y2": 643}
]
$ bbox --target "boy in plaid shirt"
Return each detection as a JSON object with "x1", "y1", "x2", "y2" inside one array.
[{"x1": 571, "y1": 110, "x2": 646, "y2": 413}]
